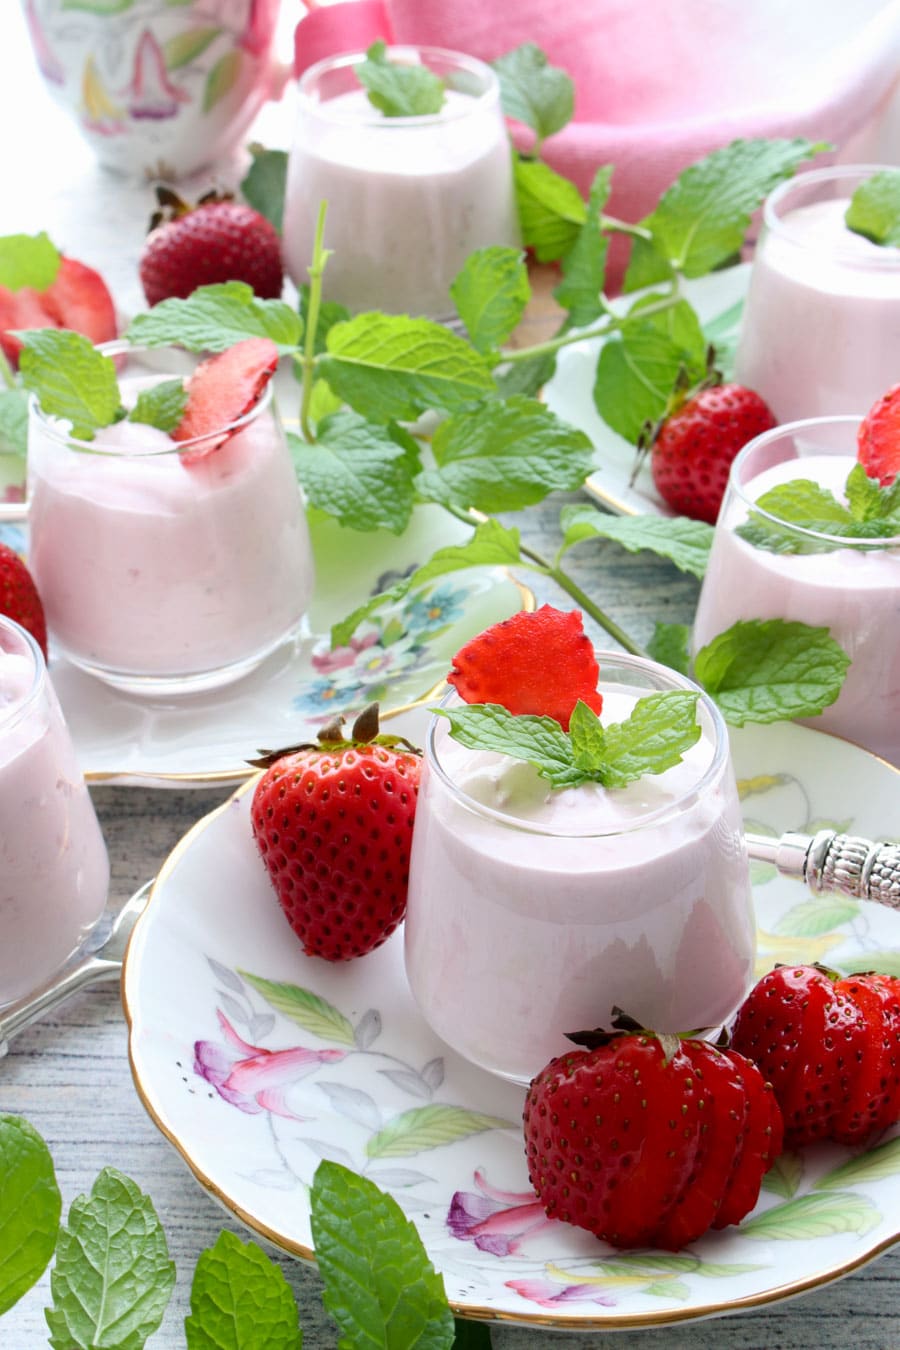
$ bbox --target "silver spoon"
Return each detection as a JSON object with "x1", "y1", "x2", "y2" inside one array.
[{"x1": 0, "y1": 879, "x2": 153, "y2": 1055}]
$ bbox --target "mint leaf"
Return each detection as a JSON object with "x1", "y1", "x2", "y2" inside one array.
[
  {"x1": 310, "y1": 1160, "x2": 455, "y2": 1350},
  {"x1": 289, "y1": 413, "x2": 419, "y2": 534},
  {"x1": 418, "y1": 396, "x2": 594, "y2": 512},
  {"x1": 298, "y1": 286, "x2": 350, "y2": 357},
  {"x1": 127, "y1": 281, "x2": 302, "y2": 354},
  {"x1": 330, "y1": 519, "x2": 521, "y2": 647},
  {"x1": 18, "y1": 329, "x2": 122, "y2": 440},
  {"x1": 845, "y1": 169, "x2": 900, "y2": 248},
  {"x1": 587, "y1": 690, "x2": 701, "y2": 787},
  {"x1": 45, "y1": 1166, "x2": 175, "y2": 1350},
  {"x1": 514, "y1": 157, "x2": 586, "y2": 262},
  {"x1": 553, "y1": 165, "x2": 612, "y2": 325},
  {"x1": 240, "y1": 144, "x2": 288, "y2": 233},
  {"x1": 0, "y1": 232, "x2": 60, "y2": 291},
  {"x1": 647, "y1": 621, "x2": 691, "y2": 676},
  {"x1": 494, "y1": 345, "x2": 558, "y2": 399},
  {"x1": 450, "y1": 246, "x2": 530, "y2": 354},
  {"x1": 0, "y1": 1114, "x2": 61, "y2": 1315},
  {"x1": 439, "y1": 702, "x2": 582, "y2": 788},
  {"x1": 0, "y1": 387, "x2": 28, "y2": 458},
  {"x1": 185, "y1": 1231, "x2": 301, "y2": 1349},
  {"x1": 694, "y1": 618, "x2": 851, "y2": 725},
  {"x1": 357, "y1": 40, "x2": 445, "y2": 117},
  {"x1": 452, "y1": 1319, "x2": 493, "y2": 1348},
  {"x1": 443, "y1": 693, "x2": 701, "y2": 789},
  {"x1": 558, "y1": 506, "x2": 713, "y2": 578},
  {"x1": 307, "y1": 377, "x2": 344, "y2": 426},
  {"x1": 492, "y1": 43, "x2": 574, "y2": 147},
  {"x1": 127, "y1": 377, "x2": 187, "y2": 432},
  {"x1": 320, "y1": 314, "x2": 495, "y2": 421},
  {"x1": 736, "y1": 474, "x2": 900, "y2": 553},
  {"x1": 624, "y1": 138, "x2": 825, "y2": 287},
  {"x1": 593, "y1": 299, "x2": 707, "y2": 443}
]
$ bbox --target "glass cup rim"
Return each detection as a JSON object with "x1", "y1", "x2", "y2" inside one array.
[
  {"x1": 763, "y1": 162, "x2": 900, "y2": 270},
  {"x1": 727, "y1": 413, "x2": 900, "y2": 548},
  {"x1": 28, "y1": 340, "x2": 275, "y2": 459},
  {"x1": 296, "y1": 43, "x2": 500, "y2": 127},
  {"x1": 0, "y1": 614, "x2": 45, "y2": 735},
  {"x1": 425, "y1": 651, "x2": 731, "y2": 838}
]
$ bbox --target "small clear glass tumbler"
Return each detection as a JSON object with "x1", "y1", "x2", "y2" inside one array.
[{"x1": 0, "y1": 615, "x2": 109, "y2": 1006}]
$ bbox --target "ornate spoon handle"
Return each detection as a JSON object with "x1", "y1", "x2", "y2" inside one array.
[{"x1": 745, "y1": 830, "x2": 900, "y2": 908}]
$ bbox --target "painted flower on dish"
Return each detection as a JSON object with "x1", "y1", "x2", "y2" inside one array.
[
  {"x1": 311, "y1": 631, "x2": 379, "y2": 676},
  {"x1": 448, "y1": 1169, "x2": 555, "y2": 1257},
  {"x1": 506, "y1": 1277, "x2": 616, "y2": 1310},
  {"x1": 194, "y1": 1009, "x2": 346, "y2": 1119},
  {"x1": 403, "y1": 585, "x2": 467, "y2": 635},
  {"x1": 80, "y1": 54, "x2": 126, "y2": 135}
]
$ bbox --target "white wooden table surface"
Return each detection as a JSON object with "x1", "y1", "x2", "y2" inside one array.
[{"x1": 3, "y1": 3, "x2": 900, "y2": 1345}]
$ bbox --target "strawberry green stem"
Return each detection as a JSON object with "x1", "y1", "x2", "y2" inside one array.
[
  {"x1": 499, "y1": 289, "x2": 679, "y2": 364},
  {"x1": 299, "y1": 200, "x2": 331, "y2": 443}
]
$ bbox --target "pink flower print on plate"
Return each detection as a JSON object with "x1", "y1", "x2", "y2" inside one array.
[
  {"x1": 194, "y1": 1008, "x2": 346, "y2": 1119},
  {"x1": 124, "y1": 30, "x2": 190, "y2": 121}
]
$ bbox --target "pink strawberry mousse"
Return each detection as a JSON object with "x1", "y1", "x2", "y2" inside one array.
[
  {"x1": 404, "y1": 680, "x2": 753, "y2": 1084},
  {"x1": 693, "y1": 448, "x2": 900, "y2": 765},
  {"x1": 283, "y1": 75, "x2": 519, "y2": 318},
  {"x1": 0, "y1": 620, "x2": 108, "y2": 1004},
  {"x1": 736, "y1": 170, "x2": 900, "y2": 423},
  {"x1": 28, "y1": 376, "x2": 314, "y2": 688}
]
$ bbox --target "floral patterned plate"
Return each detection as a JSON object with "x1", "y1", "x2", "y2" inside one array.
[
  {"x1": 542, "y1": 264, "x2": 749, "y2": 518},
  {"x1": 124, "y1": 719, "x2": 900, "y2": 1331},
  {"x1": 0, "y1": 510, "x2": 530, "y2": 786}
]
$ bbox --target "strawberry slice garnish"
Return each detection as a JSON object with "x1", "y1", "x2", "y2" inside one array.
[
  {"x1": 857, "y1": 384, "x2": 900, "y2": 486},
  {"x1": 0, "y1": 255, "x2": 116, "y2": 368},
  {"x1": 447, "y1": 605, "x2": 602, "y2": 731},
  {"x1": 172, "y1": 337, "x2": 279, "y2": 463}
]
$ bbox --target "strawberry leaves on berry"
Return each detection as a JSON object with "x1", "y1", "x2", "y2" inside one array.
[
  {"x1": 440, "y1": 691, "x2": 701, "y2": 790},
  {"x1": 736, "y1": 463, "x2": 900, "y2": 555},
  {"x1": 356, "y1": 41, "x2": 446, "y2": 118},
  {"x1": 845, "y1": 168, "x2": 900, "y2": 248}
]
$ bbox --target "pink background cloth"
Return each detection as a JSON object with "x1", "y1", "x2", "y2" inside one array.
[{"x1": 294, "y1": 0, "x2": 900, "y2": 282}]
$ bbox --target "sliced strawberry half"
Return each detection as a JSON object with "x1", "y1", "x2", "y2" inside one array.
[
  {"x1": 858, "y1": 383, "x2": 900, "y2": 486},
  {"x1": 39, "y1": 256, "x2": 117, "y2": 349},
  {"x1": 172, "y1": 337, "x2": 280, "y2": 464},
  {"x1": 0, "y1": 285, "x2": 54, "y2": 367},
  {"x1": 447, "y1": 605, "x2": 603, "y2": 730}
]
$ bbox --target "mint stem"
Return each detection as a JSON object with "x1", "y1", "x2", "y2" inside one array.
[
  {"x1": 444, "y1": 505, "x2": 647, "y2": 657},
  {"x1": 499, "y1": 290, "x2": 679, "y2": 364},
  {"x1": 599, "y1": 214, "x2": 653, "y2": 242},
  {"x1": 0, "y1": 348, "x2": 15, "y2": 390},
  {"x1": 299, "y1": 200, "x2": 330, "y2": 443}
]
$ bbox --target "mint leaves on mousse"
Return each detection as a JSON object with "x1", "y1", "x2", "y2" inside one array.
[
  {"x1": 441, "y1": 692, "x2": 702, "y2": 790},
  {"x1": 845, "y1": 168, "x2": 900, "y2": 248},
  {"x1": 356, "y1": 40, "x2": 446, "y2": 117},
  {"x1": 736, "y1": 462, "x2": 900, "y2": 554}
]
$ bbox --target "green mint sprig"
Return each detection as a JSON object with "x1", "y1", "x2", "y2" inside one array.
[
  {"x1": 492, "y1": 43, "x2": 574, "y2": 153},
  {"x1": 440, "y1": 691, "x2": 701, "y2": 790},
  {"x1": 128, "y1": 377, "x2": 188, "y2": 433},
  {"x1": 0, "y1": 231, "x2": 60, "y2": 291},
  {"x1": 736, "y1": 463, "x2": 900, "y2": 554},
  {"x1": 357, "y1": 40, "x2": 446, "y2": 117},
  {"x1": 126, "y1": 281, "x2": 302, "y2": 354},
  {"x1": 16, "y1": 329, "x2": 123, "y2": 440},
  {"x1": 2, "y1": 1118, "x2": 469, "y2": 1348},
  {"x1": 240, "y1": 143, "x2": 288, "y2": 234},
  {"x1": 845, "y1": 169, "x2": 900, "y2": 248},
  {"x1": 0, "y1": 387, "x2": 28, "y2": 460}
]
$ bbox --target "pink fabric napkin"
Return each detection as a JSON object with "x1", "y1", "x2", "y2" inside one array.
[{"x1": 294, "y1": 0, "x2": 900, "y2": 282}]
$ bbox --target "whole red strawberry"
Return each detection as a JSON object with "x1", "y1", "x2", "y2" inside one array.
[
  {"x1": 447, "y1": 605, "x2": 602, "y2": 731},
  {"x1": 731, "y1": 964, "x2": 900, "y2": 1147},
  {"x1": 650, "y1": 383, "x2": 776, "y2": 524},
  {"x1": 0, "y1": 254, "x2": 116, "y2": 369},
  {"x1": 139, "y1": 189, "x2": 283, "y2": 306},
  {"x1": 857, "y1": 383, "x2": 900, "y2": 486},
  {"x1": 250, "y1": 705, "x2": 421, "y2": 961},
  {"x1": 523, "y1": 1025, "x2": 782, "y2": 1250},
  {"x1": 0, "y1": 543, "x2": 47, "y2": 659}
]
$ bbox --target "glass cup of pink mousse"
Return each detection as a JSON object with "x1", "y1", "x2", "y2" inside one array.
[
  {"x1": 693, "y1": 416, "x2": 900, "y2": 766},
  {"x1": 404, "y1": 652, "x2": 754, "y2": 1085},
  {"x1": 283, "y1": 46, "x2": 520, "y2": 321},
  {"x1": 27, "y1": 342, "x2": 315, "y2": 696},
  {"x1": 0, "y1": 614, "x2": 109, "y2": 1005},
  {"x1": 735, "y1": 164, "x2": 900, "y2": 423}
]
